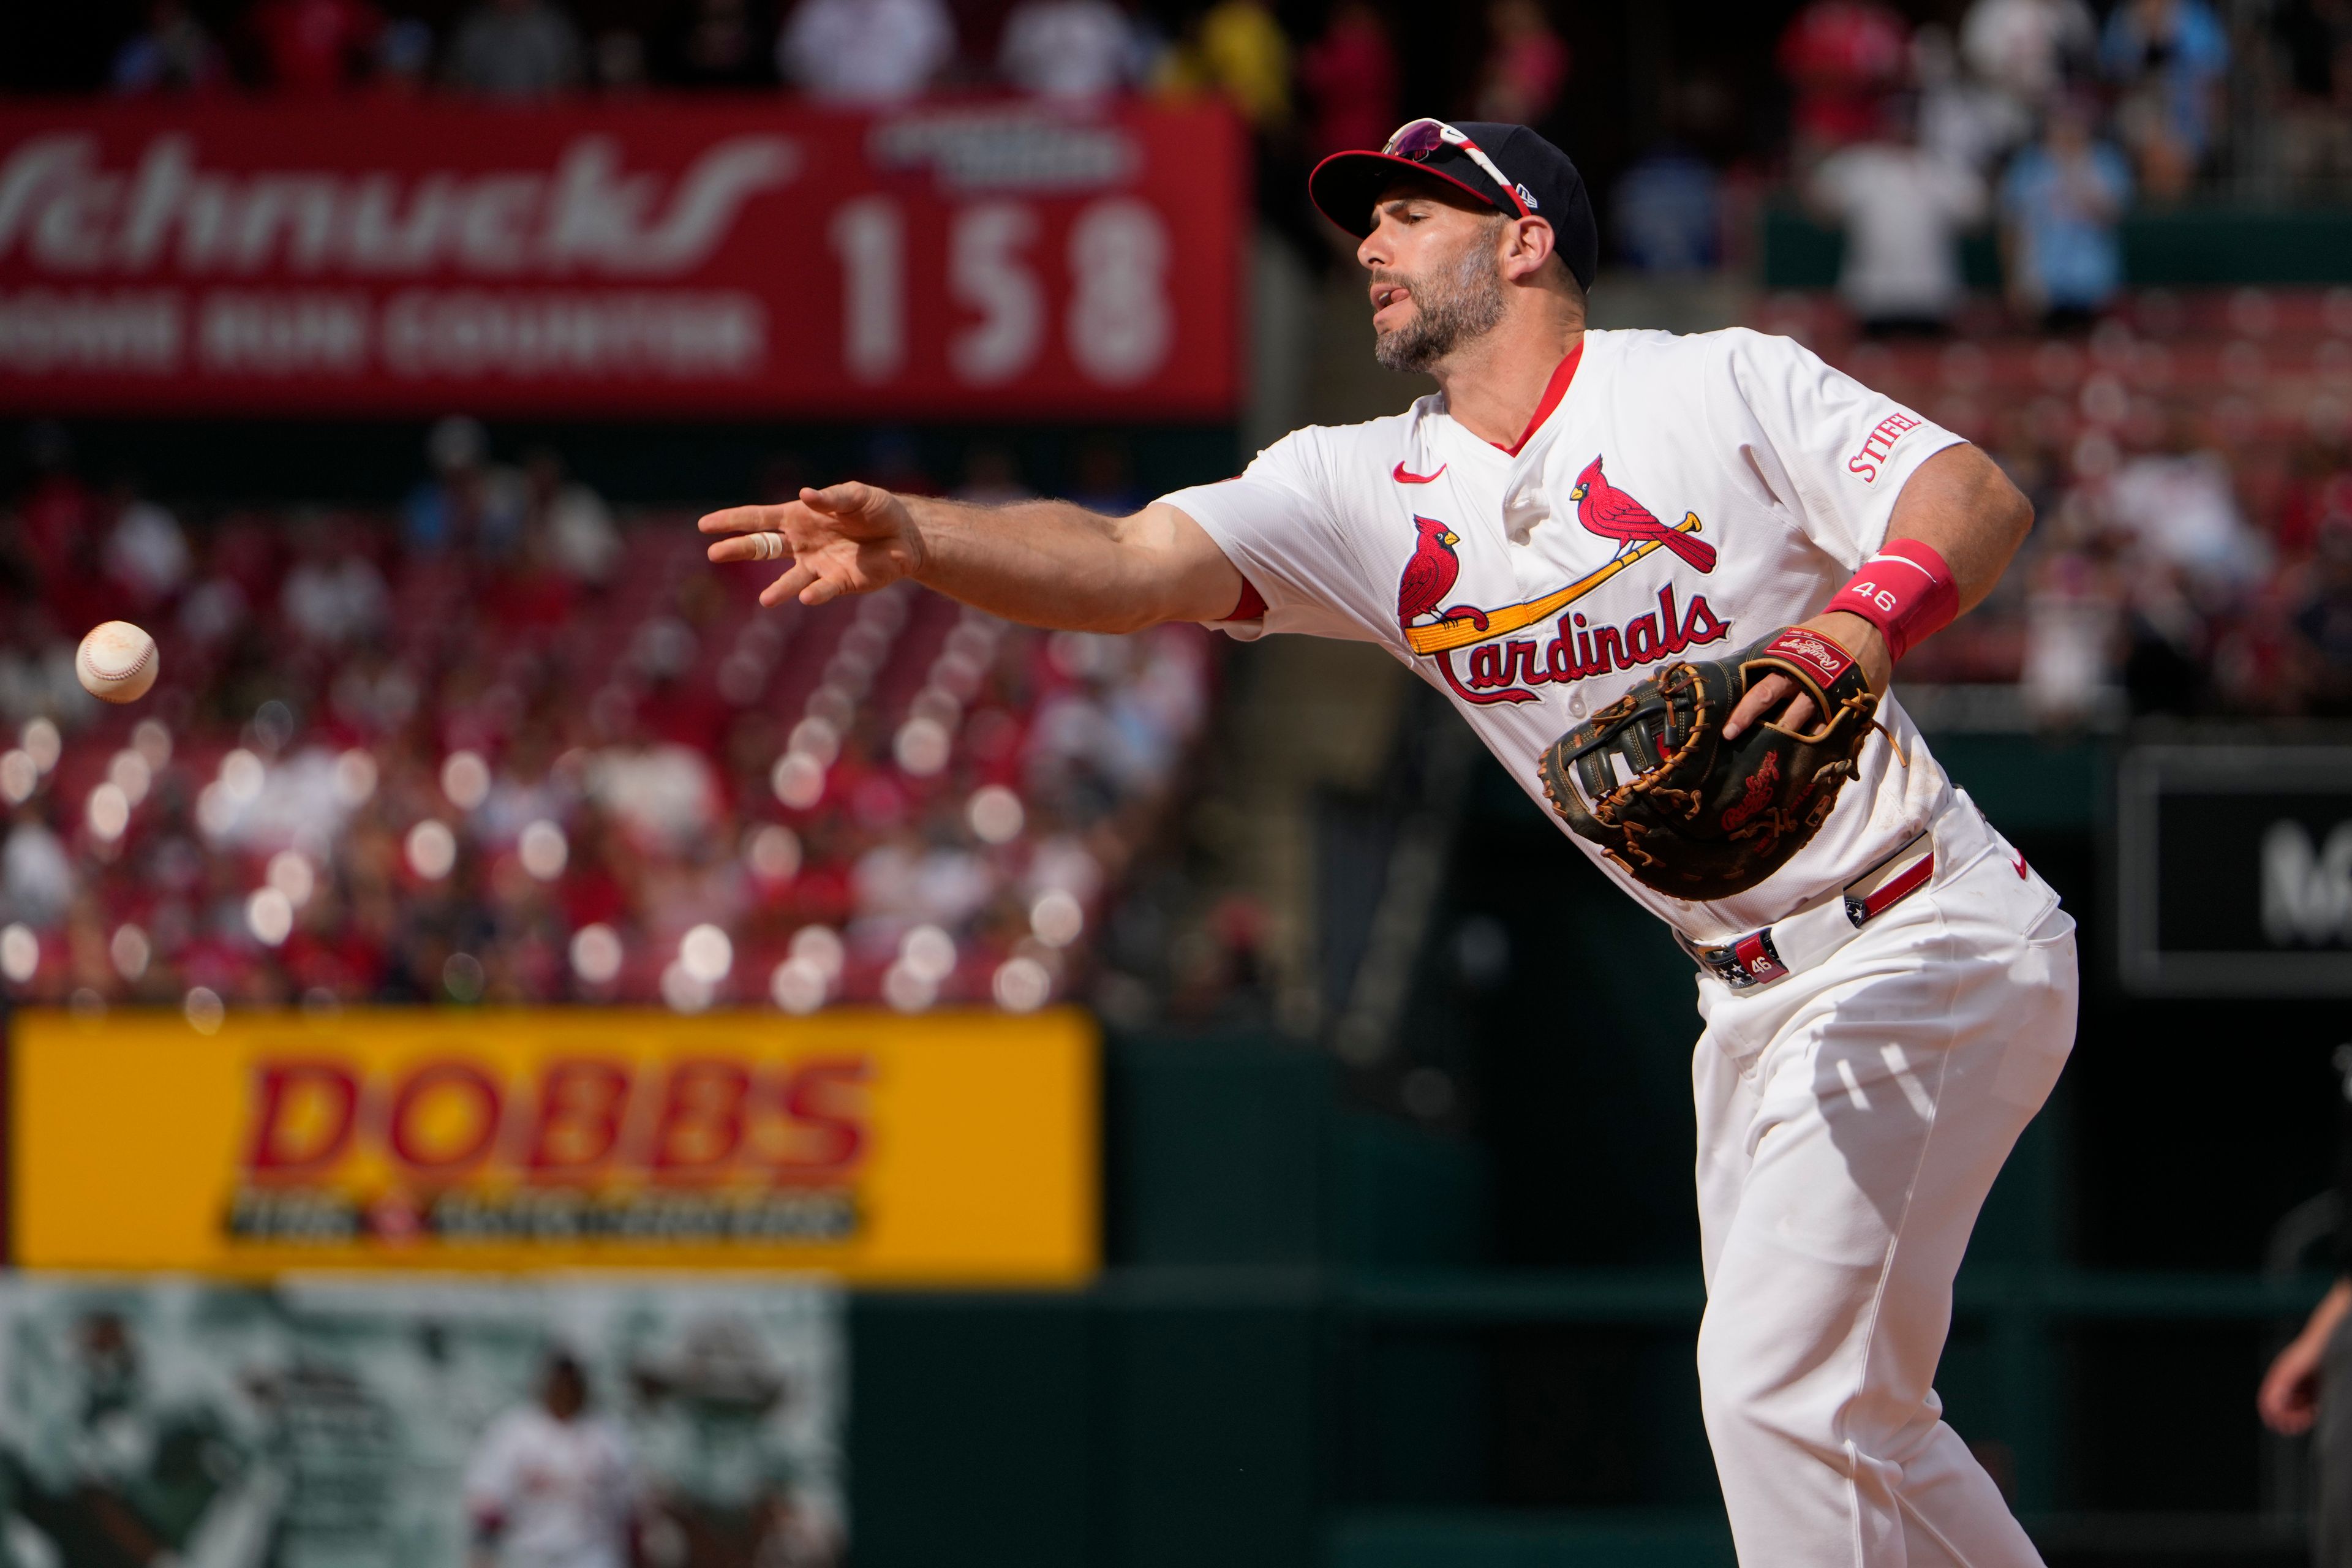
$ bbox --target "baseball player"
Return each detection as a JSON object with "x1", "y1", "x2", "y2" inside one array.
[{"x1": 702, "y1": 119, "x2": 2077, "y2": 1565}]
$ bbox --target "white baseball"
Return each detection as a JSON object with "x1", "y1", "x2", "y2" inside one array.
[{"x1": 77, "y1": 621, "x2": 159, "y2": 704}]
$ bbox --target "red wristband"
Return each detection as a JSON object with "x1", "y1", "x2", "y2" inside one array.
[{"x1": 1831, "y1": 538, "x2": 1958, "y2": 662}]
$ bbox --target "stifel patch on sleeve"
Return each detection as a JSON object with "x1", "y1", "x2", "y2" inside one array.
[{"x1": 1845, "y1": 410, "x2": 1924, "y2": 484}]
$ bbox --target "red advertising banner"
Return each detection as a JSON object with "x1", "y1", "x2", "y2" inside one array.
[{"x1": 0, "y1": 98, "x2": 1244, "y2": 419}]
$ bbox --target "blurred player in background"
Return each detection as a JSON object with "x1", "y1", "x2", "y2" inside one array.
[
  {"x1": 632, "y1": 1316, "x2": 839, "y2": 1568},
  {"x1": 0, "y1": 1305, "x2": 272, "y2": 1568},
  {"x1": 464, "y1": 1352, "x2": 638, "y2": 1568},
  {"x1": 2260, "y1": 1043, "x2": 2352, "y2": 1567}
]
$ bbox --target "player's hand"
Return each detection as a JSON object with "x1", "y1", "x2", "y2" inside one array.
[
  {"x1": 2260, "y1": 1328, "x2": 2329, "y2": 1434},
  {"x1": 699, "y1": 482, "x2": 926, "y2": 609},
  {"x1": 1721, "y1": 611, "x2": 1893, "y2": 741}
]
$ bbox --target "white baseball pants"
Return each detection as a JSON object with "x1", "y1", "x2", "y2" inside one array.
[{"x1": 1691, "y1": 801, "x2": 2078, "y2": 1567}]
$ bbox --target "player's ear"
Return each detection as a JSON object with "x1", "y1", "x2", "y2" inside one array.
[{"x1": 1500, "y1": 216, "x2": 1556, "y2": 284}]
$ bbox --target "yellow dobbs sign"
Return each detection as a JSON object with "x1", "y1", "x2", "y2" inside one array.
[{"x1": 6, "y1": 1006, "x2": 1099, "y2": 1284}]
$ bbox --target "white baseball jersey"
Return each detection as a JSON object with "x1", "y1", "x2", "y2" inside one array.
[
  {"x1": 462, "y1": 1405, "x2": 636, "y2": 1568},
  {"x1": 1163, "y1": 326, "x2": 1966, "y2": 942}
]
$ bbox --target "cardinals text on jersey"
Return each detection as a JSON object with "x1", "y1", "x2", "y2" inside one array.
[{"x1": 1395, "y1": 454, "x2": 1731, "y2": 706}]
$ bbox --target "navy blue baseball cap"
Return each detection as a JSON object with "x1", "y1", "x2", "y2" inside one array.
[{"x1": 1310, "y1": 119, "x2": 1600, "y2": 292}]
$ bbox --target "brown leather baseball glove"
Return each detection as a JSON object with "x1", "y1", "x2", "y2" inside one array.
[{"x1": 1536, "y1": 627, "x2": 1880, "y2": 902}]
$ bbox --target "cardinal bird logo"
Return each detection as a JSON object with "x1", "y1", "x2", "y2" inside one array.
[
  {"x1": 1570, "y1": 456, "x2": 1717, "y2": 574},
  {"x1": 1396, "y1": 514, "x2": 1463, "y2": 627}
]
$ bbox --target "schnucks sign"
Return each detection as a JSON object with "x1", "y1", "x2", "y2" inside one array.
[{"x1": 0, "y1": 99, "x2": 1243, "y2": 418}]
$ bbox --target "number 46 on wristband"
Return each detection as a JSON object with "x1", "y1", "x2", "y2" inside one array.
[{"x1": 1834, "y1": 539, "x2": 1958, "y2": 662}]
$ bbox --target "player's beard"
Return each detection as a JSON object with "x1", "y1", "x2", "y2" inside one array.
[{"x1": 1371, "y1": 238, "x2": 1508, "y2": 374}]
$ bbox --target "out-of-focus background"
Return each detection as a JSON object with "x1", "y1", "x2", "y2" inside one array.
[{"x1": 3, "y1": 0, "x2": 2352, "y2": 1562}]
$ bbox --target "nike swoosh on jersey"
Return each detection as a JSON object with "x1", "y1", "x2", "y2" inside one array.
[{"x1": 1392, "y1": 461, "x2": 1447, "y2": 484}]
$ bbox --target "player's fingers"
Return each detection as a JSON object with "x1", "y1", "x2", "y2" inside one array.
[
  {"x1": 1779, "y1": 693, "x2": 1820, "y2": 734},
  {"x1": 1721, "y1": 674, "x2": 1795, "y2": 740},
  {"x1": 698, "y1": 505, "x2": 781, "y2": 535},
  {"x1": 800, "y1": 481, "x2": 873, "y2": 517},
  {"x1": 758, "y1": 563, "x2": 820, "y2": 608},
  {"x1": 707, "y1": 532, "x2": 790, "y2": 565}
]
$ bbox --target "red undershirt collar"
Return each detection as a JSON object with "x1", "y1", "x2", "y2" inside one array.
[{"x1": 1494, "y1": 339, "x2": 1583, "y2": 457}]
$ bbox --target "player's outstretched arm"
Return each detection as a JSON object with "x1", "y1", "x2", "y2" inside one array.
[
  {"x1": 699, "y1": 484, "x2": 1243, "y2": 635},
  {"x1": 1725, "y1": 443, "x2": 2032, "y2": 737}
]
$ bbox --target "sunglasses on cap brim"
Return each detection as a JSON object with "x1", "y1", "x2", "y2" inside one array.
[{"x1": 1382, "y1": 118, "x2": 1530, "y2": 220}]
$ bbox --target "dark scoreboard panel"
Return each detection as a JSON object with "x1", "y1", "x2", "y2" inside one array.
[{"x1": 2119, "y1": 746, "x2": 2352, "y2": 995}]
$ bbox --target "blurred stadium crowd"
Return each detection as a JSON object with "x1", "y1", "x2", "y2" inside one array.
[
  {"x1": 0, "y1": 422, "x2": 1214, "y2": 1013},
  {"x1": 4, "y1": 0, "x2": 2343, "y2": 201},
  {"x1": 1790, "y1": 286, "x2": 2352, "y2": 727},
  {"x1": 9, "y1": 0, "x2": 1371, "y2": 120},
  {"x1": 1730, "y1": 2, "x2": 2352, "y2": 731},
  {"x1": 7, "y1": 0, "x2": 2352, "y2": 1016}
]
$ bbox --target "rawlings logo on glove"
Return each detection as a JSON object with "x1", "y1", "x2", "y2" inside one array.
[
  {"x1": 1536, "y1": 628, "x2": 1880, "y2": 900},
  {"x1": 1760, "y1": 627, "x2": 1853, "y2": 684}
]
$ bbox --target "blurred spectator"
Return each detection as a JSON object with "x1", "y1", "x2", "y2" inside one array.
[
  {"x1": 2098, "y1": 0, "x2": 2228, "y2": 200},
  {"x1": 445, "y1": 0, "x2": 586, "y2": 98},
  {"x1": 594, "y1": 28, "x2": 649, "y2": 89},
  {"x1": 375, "y1": 16, "x2": 435, "y2": 92},
  {"x1": 406, "y1": 417, "x2": 526, "y2": 557},
  {"x1": 1158, "y1": 0, "x2": 1290, "y2": 129},
  {"x1": 14, "y1": 429, "x2": 110, "y2": 631},
  {"x1": 1298, "y1": 1, "x2": 1396, "y2": 159},
  {"x1": 104, "y1": 494, "x2": 192, "y2": 606},
  {"x1": 851, "y1": 431, "x2": 938, "y2": 497},
  {"x1": 1809, "y1": 109, "x2": 1988, "y2": 334},
  {"x1": 1999, "y1": 97, "x2": 2130, "y2": 328},
  {"x1": 2291, "y1": 520, "x2": 2352, "y2": 709},
  {"x1": 757, "y1": 451, "x2": 812, "y2": 505},
  {"x1": 1961, "y1": 0, "x2": 2094, "y2": 119},
  {"x1": 2105, "y1": 419, "x2": 2269, "y2": 587},
  {"x1": 2272, "y1": 0, "x2": 2352, "y2": 190},
  {"x1": 2021, "y1": 531, "x2": 2125, "y2": 726},
  {"x1": 1915, "y1": 22, "x2": 2027, "y2": 178},
  {"x1": 1612, "y1": 144, "x2": 1721, "y2": 273},
  {"x1": 1473, "y1": 0, "x2": 1570, "y2": 127},
  {"x1": 14, "y1": 426, "x2": 86, "y2": 584},
  {"x1": 2, "y1": 819, "x2": 72, "y2": 932},
  {"x1": 463, "y1": 1354, "x2": 635, "y2": 1568},
  {"x1": 1777, "y1": 0, "x2": 1912, "y2": 160},
  {"x1": 776, "y1": 0, "x2": 955, "y2": 104},
  {"x1": 998, "y1": 0, "x2": 1145, "y2": 100},
  {"x1": 247, "y1": 0, "x2": 385, "y2": 94},
  {"x1": 2293, "y1": 447, "x2": 2352, "y2": 559},
  {"x1": 954, "y1": 445, "x2": 1031, "y2": 506},
  {"x1": 525, "y1": 450, "x2": 620, "y2": 584},
  {"x1": 282, "y1": 518, "x2": 390, "y2": 647},
  {"x1": 1066, "y1": 436, "x2": 1141, "y2": 514},
  {"x1": 110, "y1": 0, "x2": 228, "y2": 94},
  {"x1": 658, "y1": 0, "x2": 771, "y2": 87}
]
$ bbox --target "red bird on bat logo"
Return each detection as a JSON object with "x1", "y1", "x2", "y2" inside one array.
[
  {"x1": 1396, "y1": 514, "x2": 1464, "y2": 627},
  {"x1": 1570, "y1": 456, "x2": 1717, "y2": 573}
]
